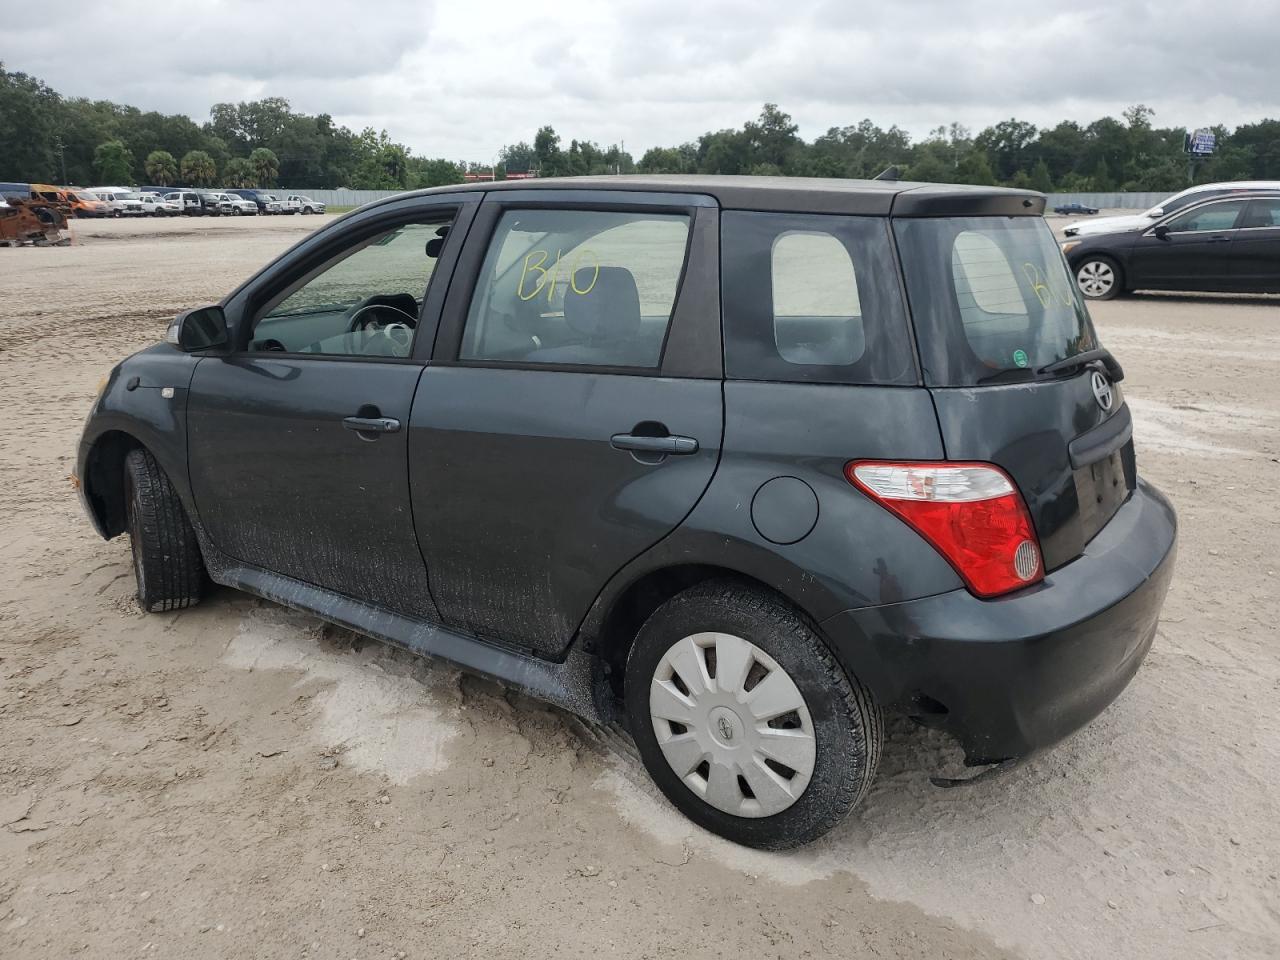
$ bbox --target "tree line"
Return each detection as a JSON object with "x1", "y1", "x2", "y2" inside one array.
[{"x1": 4, "y1": 63, "x2": 1279, "y2": 192}]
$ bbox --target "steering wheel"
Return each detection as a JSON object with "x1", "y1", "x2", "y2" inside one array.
[
  {"x1": 345, "y1": 298, "x2": 418, "y2": 357},
  {"x1": 346, "y1": 295, "x2": 419, "y2": 333}
]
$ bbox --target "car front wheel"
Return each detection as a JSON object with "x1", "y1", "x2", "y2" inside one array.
[
  {"x1": 124, "y1": 448, "x2": 205, "y2": 612},
  {"x1": 1075, "y1": 256, "x2": 1123, "y2": 300},
  {"x1": 624, "y1": 580, "x2": 881, "y2": 849}
]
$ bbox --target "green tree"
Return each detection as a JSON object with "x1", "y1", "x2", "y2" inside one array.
[
  {"x1": 180, "y1": 149, "x2": 216, "y2": 186},
  {"x1": 0, "y1": 66, "x2": 62, "y2": 181},
  {"x1": 1030, "y1": 158, "x2": 1054, "y2": 192},
  {"x1": 1091, "y1": 156, "x2": 1115, "y2": 191},
  {"x1": 249, "y1": 147, "x2": 279, "y2": 186},
  {"x1": 144, "y1": 149, "x2": 177, "y2": 185},
  {"x1": 956, "y1": 151, "x2": 997, "y2": 186},
  {"x1": 905, "y1": 152, "x2": 952, "y2": 183},
  {"x1": 223, "y1": 156, "x2": 255, "y2": 187},
  {"x1": 413, "y1": 158, "x2": 464, "y2": 188},
  {"x1": 93, "y1": 139, "x2": 134, "y2": 183},
  {"x1": 533, "y1": 125, "x2": 563, "y2": 175}
]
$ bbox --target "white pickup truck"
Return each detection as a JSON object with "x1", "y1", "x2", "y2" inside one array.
[{"x1": 286, "y1": 194, "x2": 327, "y2": 215}]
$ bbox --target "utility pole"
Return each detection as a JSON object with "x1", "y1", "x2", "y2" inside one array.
[{"x1": 55, "y1": 135, "x2": 67, "y2": 183}]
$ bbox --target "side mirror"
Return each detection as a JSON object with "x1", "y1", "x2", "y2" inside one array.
[
  {"x1": 166, "y1": 304, "x2": 229, "y2": 352},
  {"x1": 1148, "y1": 207, "x2": 1164, "y2": 218},
  {"x1": 1153, "y1": 224, "x2": 1171, "y2": 240}
]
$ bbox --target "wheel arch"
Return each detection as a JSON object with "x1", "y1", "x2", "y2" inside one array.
[
  {"x1": 581, "y1": 560, "x2": 837, "y2": 700},
  {"x1": 82, "y1": 429, "x2": 145, "y2": 538}
]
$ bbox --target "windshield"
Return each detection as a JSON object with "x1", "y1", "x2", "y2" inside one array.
[{"x1": 894, "y1": 216, "x2": 1096, "y2": 386}]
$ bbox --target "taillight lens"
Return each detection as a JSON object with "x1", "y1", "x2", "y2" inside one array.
[{"x1": 845, "y1": 461, "x2": 1044, "y2": 598}]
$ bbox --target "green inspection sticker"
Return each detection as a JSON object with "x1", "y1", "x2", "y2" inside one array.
[{"x1": 1012, "y1": 349, "x2": 1029, "y2": 368}]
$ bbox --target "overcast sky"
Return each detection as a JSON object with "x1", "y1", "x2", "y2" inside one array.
[{"x1": 6, "y1": 0, "x2": 1278, "y2": 160}]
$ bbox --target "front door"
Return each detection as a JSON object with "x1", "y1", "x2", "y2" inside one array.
[
  {"x1": 187, "y1": 199, "x2": 471, "y2": 622},
  {"x1": 412, "y1": 197, "x2": 724, "y2": 655},
  {"x1": 1128, "y1": 198, "x2": 1248, "y2": 290}
]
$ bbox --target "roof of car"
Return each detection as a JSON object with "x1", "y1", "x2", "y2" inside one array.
[{"x1": 393, "y1": 175, "x2": 1046, "y2": 217}]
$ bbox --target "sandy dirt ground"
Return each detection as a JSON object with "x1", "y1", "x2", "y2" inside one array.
[{"x1": 1, "y1": 213, "x2": 1278, "y2": 960}]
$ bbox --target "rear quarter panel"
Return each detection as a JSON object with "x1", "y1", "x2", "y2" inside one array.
[{"x1": 587, "y1": 382, "x2": 963, "y2": 628}]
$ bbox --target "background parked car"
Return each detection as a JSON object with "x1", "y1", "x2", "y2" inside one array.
[
  {"x1": 227, "y1": 189, "x2": 281, "y2": 214},
  {"x1": 1054, "y1": 202, "x2": 1099, "y2": 215},
  {"x1": 1063, "y1": 180, "x2": 1280, "y2": 237},
  {"x1": 195, "y1": 191, "x2": 234, "y2": 216},
  {"x1": 138, "y1": 193, "x2": 181, "y2": 216},
  {"x1": 162, "y1": 191, "x2": 206, "y2": 216},
  {"x1": 287, "y1": 194, "x2": 326, "y2": 214},
  {"x1": 274, "y1": 195, "x2": 302, "y2": 215},
  {"x1": 63, "y1": 190, "x2": 111, "y2": 217},
  {"x1": 222, "y1": 193, "x2": 259, "y2": 216},
  {"x1": 94, "y1": 190, "x2": 146, "y2": 216},
  {"x1": 1063, "y1": 193, "x2": 1280, "y2": 299},
  {"x1": 88, "y1": 189, "x2": 142, "y2": 216}
]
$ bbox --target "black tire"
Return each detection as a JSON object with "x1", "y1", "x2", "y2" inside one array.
[
  {"x1": 624, "y1": 579, "x2": 881, "y2": 849},
  {"x1": 124, "y1": 448, "x2": 205, "y2": 612},
  {"x1": 1074, "y1": 255, "x2": 1124, "y2": 300},
  {"x1": 231, "y1": 207, "x2": 241, "y2": 216},
  {"x1": 302, "y1": 206, "x2": 313, "y2": 215}
]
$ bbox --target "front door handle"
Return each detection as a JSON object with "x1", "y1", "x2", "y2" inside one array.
[
  {"x1": 343, "y1": 416, "x2": 401, "y2": 434},
  {"x1": 610, "y1": 433, "x2": 698, "y2": 455},
  {"x1": 1207, "y1": 235, "x2": 1232, "y2": 242}
]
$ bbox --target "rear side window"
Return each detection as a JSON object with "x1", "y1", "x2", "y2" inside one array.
[
  {"x1": 461, "y1": 209, "x2": 690, "y2": 368},
  {"x1": 1241, "y1": 198, "x2": 1280, "y2": 228},
  {"x1": 721, "y1": 211, "x2": 914, "y2": 385},
  {"x1": 894, "y1": 216, "x2": 1097, "y2": 385}
]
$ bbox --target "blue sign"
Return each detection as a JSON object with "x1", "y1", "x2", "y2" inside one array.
[{"x1": 1186, "y1": 129, "x2": 1216, "y2": 155}]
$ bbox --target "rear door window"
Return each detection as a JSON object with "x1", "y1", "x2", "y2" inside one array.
[
  {"x1": 1241, "y1": 198, "x2": 1280, "y2": 228},
  {"x1": 894, "y1": 216, "x2": 1097, "y2": 385},
  {"x1": 461, "y1": 209, "x2": 690, "y2": 368},
  {"x1": 721, "y1": 211, "x2": 915, "y2": 385}
]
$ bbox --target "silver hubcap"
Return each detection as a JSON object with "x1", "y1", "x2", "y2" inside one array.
[
  {"x1": 1077, "y1": 260, "x2": 1114, "y2": 297},
  {"x1": 649, "y1": 633, "x2": 816, "y2": 818}
]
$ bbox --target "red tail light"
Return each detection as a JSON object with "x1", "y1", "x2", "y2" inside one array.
[{"x1": 845, "y1": 461, "x2": 1044, "y2": 598}]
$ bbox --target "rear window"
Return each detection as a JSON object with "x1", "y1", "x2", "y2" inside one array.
[
  {"x1": 894, "y1": 216, "x2": 1097, "y2": 386},
  {"x1": 721, "y1": 211, "x2": 914, "y2": 385}
]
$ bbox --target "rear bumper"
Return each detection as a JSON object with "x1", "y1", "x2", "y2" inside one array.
[{"x1": 821, "y1": 479, "x2": 1177, "y2": 764}]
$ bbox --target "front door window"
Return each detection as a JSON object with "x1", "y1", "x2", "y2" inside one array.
[{"x1": 251, "y1": 217, "x2": 453, "y2": 357}]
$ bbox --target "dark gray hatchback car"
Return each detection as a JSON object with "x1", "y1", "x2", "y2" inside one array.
[{"x1": 76, "y1": 176, "x2": 1177, "y2": 848}]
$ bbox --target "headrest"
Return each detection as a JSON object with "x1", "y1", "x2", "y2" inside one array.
[{"x1": 563, "y1": 266, "x2": 640, "y2": 342}]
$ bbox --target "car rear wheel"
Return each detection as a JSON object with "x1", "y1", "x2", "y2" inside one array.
[
  {"x1": 1075, "y1": 256, "x2": 1123, "y2": 300},
  {"x1": 124, "y1": 448, "x2": 205, "y2": 612},
  {"x1": 624, "y1": 580, "x2": 881, "y2": 849}
]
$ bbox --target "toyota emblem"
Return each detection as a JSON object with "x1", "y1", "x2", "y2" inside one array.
[
  {"x1": 1090, "y1": 370, "x2": 1113, "y2": 412},
  {"x1": 717, "y1": 716, "x2": 735, "y2": 741}
]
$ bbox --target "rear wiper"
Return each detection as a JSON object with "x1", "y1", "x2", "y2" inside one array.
[
  {"x1": 975, "y1": 367, "x2": 1036, "y2": 386},
  {"x1": 1038, "y1": 347, "x2": 1125, "y2": 382}
]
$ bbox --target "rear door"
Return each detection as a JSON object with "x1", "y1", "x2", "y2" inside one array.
[
  {"x1": 411, "y1": 191, "x2": 723, "y2": 656},
  {"x1": 1127, "y1": 198, "x2": 1248, "y2": 290},
  {"x1": 895, "y1": 214, "x2": 1133, "y2": 569},
  {"x1": 1230, "y1": 197, "x2": 1280, "y2": 291}
]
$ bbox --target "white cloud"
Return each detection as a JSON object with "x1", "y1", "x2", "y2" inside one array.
[{"x1": 6, "y1": 0, "x2": 1278, "y2": 160}]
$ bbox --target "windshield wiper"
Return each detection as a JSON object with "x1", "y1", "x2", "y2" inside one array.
[{"x1": 1037, "y1": 346, "x2": 1125, "y2": 382}]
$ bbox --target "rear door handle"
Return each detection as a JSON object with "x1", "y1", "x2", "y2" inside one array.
[
  {"x1": 610, "y1": 433, "x2": 698, "y2": 455},
  {"x1": 343, "y1": 416, "x2": 401, "y2": 434},
  {"x1": 1208, "y1": 235, "x2": 1232, "y2": 242}
]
